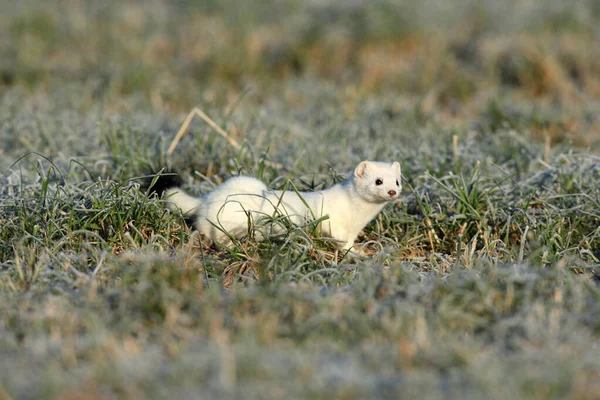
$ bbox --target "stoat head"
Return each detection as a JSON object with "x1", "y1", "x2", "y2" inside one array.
[{"x1": 352, "y1": 161, "x2": 402, "y2": 203}]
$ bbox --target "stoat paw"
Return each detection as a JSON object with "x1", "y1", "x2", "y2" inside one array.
[{"x1": 340, "y1": 244, "x2": 370, "y2": 259}]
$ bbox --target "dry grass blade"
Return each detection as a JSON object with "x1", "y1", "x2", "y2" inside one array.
[
  {"x1": 167, "y1": 107, "x2": 240, "y2": 156},
  {"x1": 166, "y1": 107, "x2": 282, "y2": 168}
]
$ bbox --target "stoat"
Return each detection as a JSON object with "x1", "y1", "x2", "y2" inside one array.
[{"x1": 147, "y1": 161, "x2": 401, "y2": 251}]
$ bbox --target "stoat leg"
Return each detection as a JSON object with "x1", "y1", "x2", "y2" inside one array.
[
  {"x1": 339, "y1": 237, "x2": 370, "y2": 258},
  {"x1": 338, "y1": 238, "x2": 363, "y2": 257},
  {"x1": 331, "y1": 227, "x2": 351, "y2": 250},
  {"x1": 340, "y1": 241, "x2": 354, "y2": 251}
]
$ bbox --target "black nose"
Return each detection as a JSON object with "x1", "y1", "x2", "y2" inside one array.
[{"x1": 388, "y1": 190, "x2": 397, "y2": 197}]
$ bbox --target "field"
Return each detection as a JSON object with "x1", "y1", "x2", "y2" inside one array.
[{"x1": 1, "y1": 0, "x2": 600, "y2": 399}]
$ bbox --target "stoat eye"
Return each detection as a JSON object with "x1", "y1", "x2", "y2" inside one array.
[
  {"x1": 396, "y1": 180, "x2": 400, "y2": 186},
  {"x1": 375, "y1": 179, "x2": 383, "y2": 185}
]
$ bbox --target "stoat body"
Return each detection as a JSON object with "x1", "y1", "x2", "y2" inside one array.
[{"x1": 154, "y1": 161, "x2": 401, "y2": 251}]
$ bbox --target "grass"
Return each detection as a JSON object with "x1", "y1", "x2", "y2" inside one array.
[{"x1": 1, "y1": 1, "x2": 600, "y2": 399}]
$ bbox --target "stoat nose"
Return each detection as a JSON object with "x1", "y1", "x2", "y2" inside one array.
[{"x1": 388, "y1": 190, "x2": 397, "y2": 197}]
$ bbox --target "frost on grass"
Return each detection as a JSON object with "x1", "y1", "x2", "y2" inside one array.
[
  {"x1": 1, "y1": 1, "x2": 600, "y2": 399},
  {"x1": 2, "y1": 108, "x2": 600, "y2": 398}
]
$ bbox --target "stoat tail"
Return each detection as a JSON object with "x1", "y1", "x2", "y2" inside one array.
[
  {"x1": 142, "y1": 170, "x2": 201, "y2": 217},
  {"x1": 163, "y1": 188, "x2": 201, "y2": 216}
]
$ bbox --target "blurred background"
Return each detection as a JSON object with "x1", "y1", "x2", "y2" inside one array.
[{"x1": 2, "y1": 0, "x2": 599, "y2": 108}]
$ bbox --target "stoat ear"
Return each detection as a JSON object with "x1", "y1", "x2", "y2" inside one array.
[
  {"x1": 354, "y1": 161, "x2": 370, "y2": 178},
  {"x1": 392, "y1": 161, "x2": 401, "y2": 176}
]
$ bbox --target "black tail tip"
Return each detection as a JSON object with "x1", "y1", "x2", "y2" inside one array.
[{"x1": 141, "y1": 170, "x2": 182, "y2": 197}]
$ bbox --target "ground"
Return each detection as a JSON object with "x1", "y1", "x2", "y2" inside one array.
[{"x1": 1, "y1": 1, "x2": 600, "y2": 399}]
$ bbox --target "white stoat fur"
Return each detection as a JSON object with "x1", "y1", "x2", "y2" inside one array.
[{"x1": 163, "y1": 161, "x2": 401, "y2": 251}]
